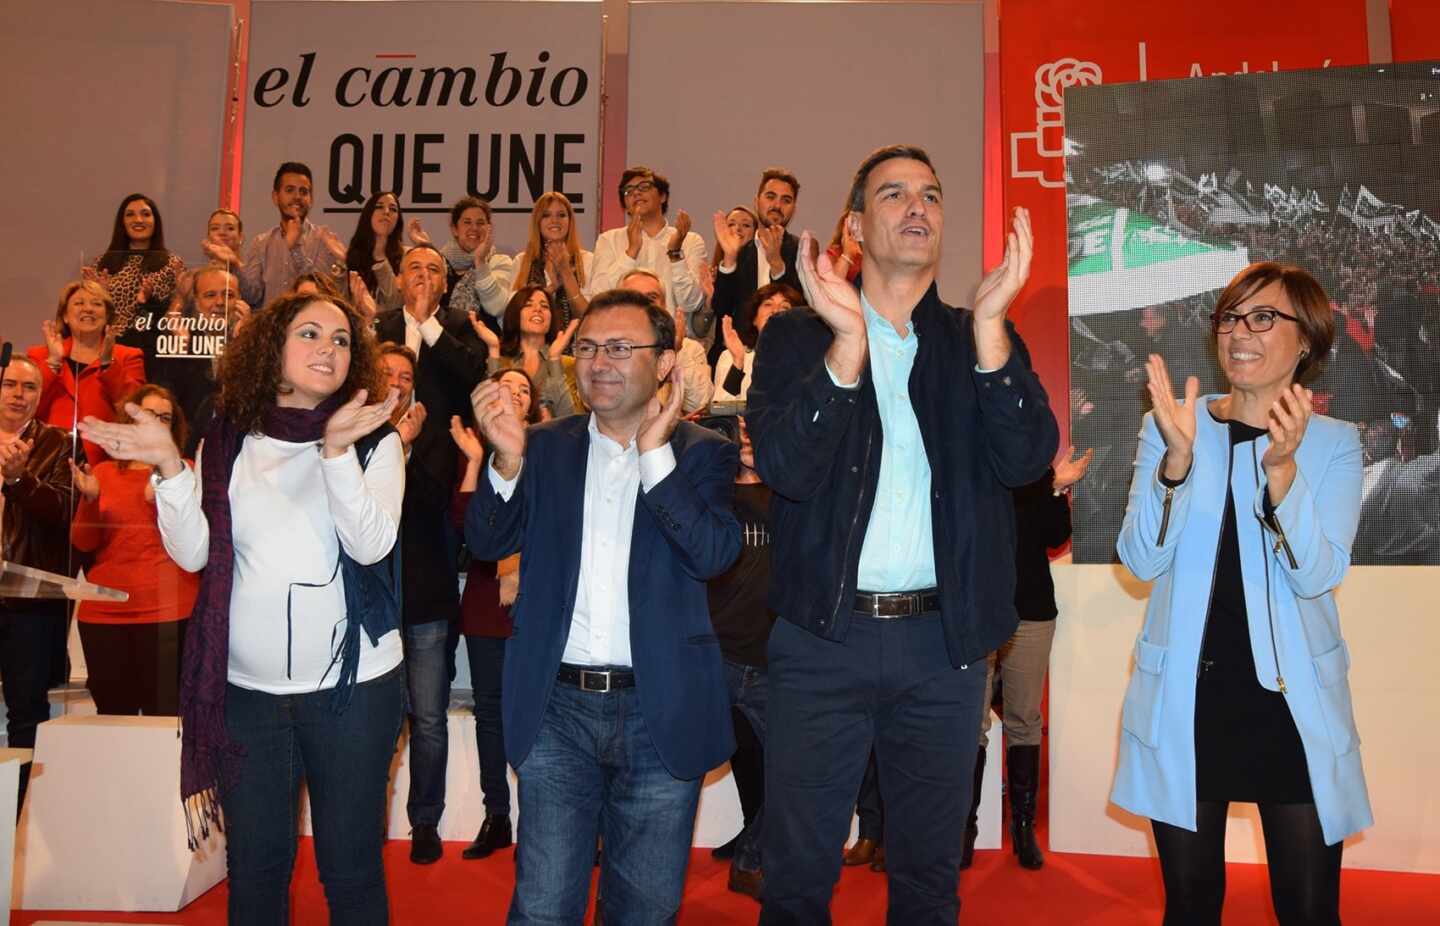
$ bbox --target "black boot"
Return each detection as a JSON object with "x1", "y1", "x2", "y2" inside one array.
[
  {"x1": 461, "y1": 814, "x2": 513, "y2": 860},
  {"x1": 960, "y1": 745, "x2": 986, "y2": 870},
  {"x1": 1007, "y1": 744, "x2": 1043, "y2": 870}
]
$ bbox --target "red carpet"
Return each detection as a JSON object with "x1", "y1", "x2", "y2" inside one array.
[{"x1": 11, "y1": 837, "x2": 1439, "y2": 924}]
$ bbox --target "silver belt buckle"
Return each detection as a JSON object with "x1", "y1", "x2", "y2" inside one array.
[
  {"x1": 869, "y1": 594, "x2": 884, "y2": 617},
  {"x1": 580, "y1": 669, "x2": 611, "y2": 692}
]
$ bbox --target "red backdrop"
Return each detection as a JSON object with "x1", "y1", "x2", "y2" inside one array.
[
  {"x1": 1390, "y1": 0, "x2": 1440, "y2": 62},
  {"x1": 996, "y1": 0, "x2": 1373, "y2": 450}
]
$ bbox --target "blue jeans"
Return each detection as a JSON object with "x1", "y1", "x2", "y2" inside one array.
[
  {"x1": 760, "y1": 614, "x2": 988, "y2": 926},
  {"x1": 723, "y1": 660, "x2": 768, "y2": 873},
  {"x1": 508, "y1": 681, "x2": 702, "y2": 925},
  {"x1": 221, "y1": 665, "x2": 404, "y2": 926},
  {"x1": 403, "y1": 621, "x2": 452, "y2": 827},
  {"x1": 464, "y1": 634, "x2": 510, "y2": 814}
]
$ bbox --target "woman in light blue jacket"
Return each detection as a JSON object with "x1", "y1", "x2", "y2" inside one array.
[{"x1": 1114, "y1": 262, "x2": 1370, "y2": 925}]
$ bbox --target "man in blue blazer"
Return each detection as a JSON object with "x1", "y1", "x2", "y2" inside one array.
[{"x1": 466, "y1": 288, "x2": 741, "y2": 924}]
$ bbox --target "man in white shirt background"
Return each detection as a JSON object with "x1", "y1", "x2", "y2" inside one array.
[
  {"x1": 590, "y1": 166, "x2": 709, "y2": 318},
  {"x1": 465, "y1": 288, "x2": 740, "y2": 923}
]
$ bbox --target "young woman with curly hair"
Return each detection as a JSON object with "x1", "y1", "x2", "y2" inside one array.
[{"x1": 80, "y1": 291, "x2": 406, "y2": 924}]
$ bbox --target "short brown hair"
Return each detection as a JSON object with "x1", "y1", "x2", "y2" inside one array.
[
  {"x1": 757, "y1": 168, "x2": 800, "y2": 199},
  {"x1": 449, "y1": 195, "x2": 492, "y2": 227},
  {"x1": 378, "y1": 341, "x2": 418, "y2": 372},
  {"x1": 117, "y1": 383, "x2": 189, "y2": 457},
  {"x1": 216, "y1": 293, "x2": 386, "y2": 435},
  {"x1": 1212, "y1": 261, "x2": 1334, "y2": 383},
  {"x1": 55, "y1": 280, "x2": 116, "y2": 337},
  {"x1": 846, "y1": 145, "x2": 937, "y2": 213}
]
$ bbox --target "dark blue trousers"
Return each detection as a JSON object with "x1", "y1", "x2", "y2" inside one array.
[{"x1": 761, "y1": 613, "x2": 987, "y2": 925}]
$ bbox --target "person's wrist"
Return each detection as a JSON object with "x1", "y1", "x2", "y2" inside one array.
[
  {"x1": 1161, "y1": 448, "x2": 1193, "y2": 481},
  {"x1": 155, "y1": 454, "x2": 184, "y2": 480},
  {"x1": 492, "y1": 451, "x2": 521, "y2": 480},
  {"x1": 321, "y1": 440, "x2": 351, "y2": 459}
]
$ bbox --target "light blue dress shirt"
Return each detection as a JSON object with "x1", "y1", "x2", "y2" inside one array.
[{"x1": 854, "y1": 295, "x2": 937, "y2": 591}]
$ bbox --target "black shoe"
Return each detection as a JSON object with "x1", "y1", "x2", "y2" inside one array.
[
  {"x1": 728, "y1": 865, "x2": 764, "y2": 901},
  {"x1": 410, "y1": 824, "x2": 443, "y2": 865},
  {"x1": 960, "y1": 745, "x2": 987, "y2": 871},
  {"x1": 461, "y1": 815, "x2": 513, "y2": 860},
  {"x1": 711, "y1": 831, "x2": 742, "y2": 860},
  {"x1": 1007, "y1": 744, "x2": 1044, "y2": 870}
]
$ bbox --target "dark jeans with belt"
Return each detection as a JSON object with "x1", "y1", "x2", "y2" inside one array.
[
  {"x1": 761, "y1": 611, "x2": 988, "y2": 925},
  {"x1": 221, "y1": 665, "x2": 405, "y2": 926}
]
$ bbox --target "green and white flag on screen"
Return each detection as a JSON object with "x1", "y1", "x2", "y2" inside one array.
[{"x1": 1067, "y1": 196, "x2": 1249, "y2": 316}]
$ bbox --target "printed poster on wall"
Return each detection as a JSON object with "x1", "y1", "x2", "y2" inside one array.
[{"x1": 241, "y1": 0, "x2": 602, "y2": 261}]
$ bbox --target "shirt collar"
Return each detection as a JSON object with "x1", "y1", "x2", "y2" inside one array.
[{"x1": 861, "y1": 291, "x2": 915, "y2": 342}]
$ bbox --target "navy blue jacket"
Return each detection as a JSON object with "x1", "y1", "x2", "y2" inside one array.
[
  {"x1": 464, "y1": 415, "x2": 741, "y2": 779},
  {"x1": 746, "y1": 284, "x2": 1059, "y2": 667}
]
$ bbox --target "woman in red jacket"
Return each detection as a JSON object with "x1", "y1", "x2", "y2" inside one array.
[
  {"x1": 69, "y1": 384, "x2": 199, "y2": 715},
  {"x1": 28, "y1": 280, "x2": 146, "y2": 465}
]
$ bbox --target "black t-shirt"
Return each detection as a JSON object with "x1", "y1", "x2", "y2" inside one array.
[{"x1": 707, "y1": 482, "x2": 775, "y2": 667}]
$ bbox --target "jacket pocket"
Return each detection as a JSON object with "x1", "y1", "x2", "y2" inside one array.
[
  {"x1": 1120, "y1": 638, "x2": 1168, "y2": 749},
  {"x1": 1310, "y1": 641, "x2": 1361, "y2": 756}
]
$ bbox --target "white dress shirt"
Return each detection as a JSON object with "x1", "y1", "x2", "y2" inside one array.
[
  {"x1": 488, "y1": 414, "x2": 676, "y2": 667},
  {"x1": 402, "y1": 307, "x2": 444, "y2": 357},
  {"x1": 717, "y1": 237, "x2": 788, "y2": 289},
  {"x1": 590, "y1": 225, "x2": 708, "y2": 313}
]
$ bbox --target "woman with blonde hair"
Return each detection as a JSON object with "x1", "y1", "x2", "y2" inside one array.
[{"x1": 510, "y1": 191, "x2": 593, "y2": 329}]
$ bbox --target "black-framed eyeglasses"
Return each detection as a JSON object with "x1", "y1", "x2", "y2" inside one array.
[
  {"x1": 621, "y1": 181, "x2": 656, "y2": 198},
  {"x1": 1210, "y1": 309, "x2": 1300, "y2": 333},
  {"x1": 573, "y1": 339, "x2": 664, "y2": 360},
  {"x1": 149, "y1": 412, "x2": 174, "y2": 423}
]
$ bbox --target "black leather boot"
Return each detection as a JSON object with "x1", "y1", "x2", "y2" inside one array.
[
  {"x1": 1007, "y1": 744, "x2": 1044, "y2": 870},
  {"x1": 461, "y1": 814, "x2": 513, "y2": 860},
  {"x1": 960, "y1": 745, "x2": 986, "y2": 870}
]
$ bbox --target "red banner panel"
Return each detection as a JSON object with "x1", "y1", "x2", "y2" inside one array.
[
  {"x1": 997, "y1": 0, "x2": 1371, "y2": 448},
  {"x1": 1391, "y1": 0, "x2": 1440, "y2": 62}
]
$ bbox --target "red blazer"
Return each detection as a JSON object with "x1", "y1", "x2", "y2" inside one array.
[{"x1": 28, "y1": 340, "x2": 147, "y2": 465}]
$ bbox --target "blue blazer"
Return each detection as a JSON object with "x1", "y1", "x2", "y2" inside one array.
[
  {"x1": 465, "y1": 415, "x2": 741, "y2": 780},
  {"x1": 1113, "y1": 397, "x2": 1372, "y2": 844}
]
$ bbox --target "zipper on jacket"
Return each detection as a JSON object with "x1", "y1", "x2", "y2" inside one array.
[
  {"x1": 1194, "y1": 442, "x2": 1234, "y2": 680},
  {"x1": 1251, "y1": 443, "x2": 1288, "y2": 693},
  {"x1": 832, "y1": 422, "x2": 877, "y2": 625},
  {"x1": 1157, "y1": 485, "x2": 1176, "y2": 546}
]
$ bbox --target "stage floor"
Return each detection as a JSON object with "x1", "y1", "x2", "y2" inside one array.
[{"x1": 10, "y1": 834, "x2": 1439, "y2": 924}]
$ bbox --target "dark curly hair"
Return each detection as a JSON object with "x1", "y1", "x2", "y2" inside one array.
[{"x1": 216, "y1": 293, "x2": 386, "y2": 434}]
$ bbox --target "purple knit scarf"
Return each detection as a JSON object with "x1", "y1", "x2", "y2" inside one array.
[{"x1": 179, "y1": 393, "x2": 346, "y2": 846}]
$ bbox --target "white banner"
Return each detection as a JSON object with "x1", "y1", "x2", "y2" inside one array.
[{"x1": 241, "y1": 0, "x2": 603, "y2": 258}]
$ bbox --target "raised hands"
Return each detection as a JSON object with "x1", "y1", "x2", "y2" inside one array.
[
  {"x1": 349, "y1": 271, "x2": 378, "y2": 324},
  {"x1": 638, "y1": 365, "x2": 685, "y2": 454},
  {"x1": 201, "y1": 238, "x2": 241, "y2": 267},
  {"x1": 756, "y1": 224, "x2": 785, "y2": 276},
  {"x1": 99, "y1": 323, "x2": 119, "y2": 366},
  {"x1": 68, "y1": 458, "x2": 101, "y2": 501},
  {"x1": 281, "y1": 214, "x2": 303, "y2": 248},
  {"x1": 471, "y1": 379, "x2": 527, "y2": 477},
  {"x1": 41, "y1": 319, "x2": 65, "y2": 365},
  {"x1": 668, "y1": 210, "x2": 692, "y2": 254},
  {"x1": 470, "y1": 223, "x2": 494, "y2": 264},
  {"x1": 624, "y1": 211, "x2": 645, "y2": 259},
  {"x1": 1052, "y1": 445, "x2": 1095, "y2": 492},
  {"x1": 721, "y1": 315, "x2": 747, "y2": 367},
  {"x1": 1260, "y1": 385, "x2": 1313, "y2": 505},
  {"x1": 407, "y1": 218, "x2": 432, "y2": 247},
  {"x1": 548, "y1": 318, "x2": 581, "y2": 360},
  {"x1": 1144, "y1": 354, "x2": 1199, "y2": 481},
  {"x1": 78, "y1": 403, "x2": 183, "y2": 477},
  {"x1": 712, "y1": 211, "x2": 742, "y2": 266},
  {"x1": 395, "y1": 401, "x2": 428, "y2": 448},
  {"x1": 0, "y1": 438, "x2": 32, "y2": 482},
  {"x1": 467, "y1": 310, "x2": 501, "y2": 352},
  {"x1": 322, "y1": 388, "x2": 400, "y2": 459},
  {"x1": 973, "y1": 207, "x2": 1034, "y2": 324},
  {"x1": 449, "y1": 414, "x2": 484, "y2": 462},
  {"x1": 796, "y1": 230, "x2": 866, "y2": 383}
]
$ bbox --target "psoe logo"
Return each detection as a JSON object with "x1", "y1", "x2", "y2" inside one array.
[{"x1": 1010, "y1": 58, "x2": 1102, "y2": 189}]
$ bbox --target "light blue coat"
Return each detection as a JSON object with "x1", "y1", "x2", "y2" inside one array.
[{"x1": 1112, "y1": 396, "x2": 1372, "y2": 845}]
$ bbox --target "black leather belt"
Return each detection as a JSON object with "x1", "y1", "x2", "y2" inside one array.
[
  {"x1": 854, "y1": 589, "x2": 941, "y2": 618},
  {"x1": 557, "y1": 664, "x2": 636, "y2": 692}
]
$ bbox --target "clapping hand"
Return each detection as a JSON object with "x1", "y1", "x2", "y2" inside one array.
[
  {"x1": 395, "y1": 401, "x2": 427, "y2": 447},
  {"x1": 349, "y1": 271, "x2": 378, "y2": 324},
  {"x1": 471, "y1": 379, "x2": 527, "y2": 478},
  {"x1": 668, "y1": 210, "x2": 692, "y2": 254},
  {"x1": 321, "y1": 388, "x2": 400, "y2": 459},
  {"x1": 756, "y1": 224, "x2": 785, "y2": 275},
  {"x1": 973, "y1": 207, "x2": 1033, "y2": 323},
  {"x1": 1144, "y1": 354, "x2": 1198, "y2": 481},
  {"x1": 1052, "y1": 445, "x2": 1095, "y2": 492},
  {"x1": 1261, "y1": 384, "x2": 1313, "y2": 476},
  {"x1": 449, "y1": 414, "x2": 484, "y2": 462},
  {"x1": 468, "y1": 310, "x2": 501, "y2": 352},
  {"x1": 470, "y1": 223, "x2": 494, "y2": 263},
  {"x1": 795, "y1": 230, "x2": 866, "y2": 382},
  {"x1": 624, "y1": 211, "x2": 645, "y2": 259},
  {"x1": 201, "y1": 238, "x2": 241, "y2": 267},
  {"x1": 68, "y1": 458, "x2": 100, "y2": 501},
  {"x1": 0, "y1": 439, "x2": 32, "y2": 482},
  {"x1": 721, "y1": 315, "x2": 747, "y2": 367},
  {"x1": 712, "y1": 211, "x2": 742, "y2": 266},
  {"x1": 637, "y1": 365, "x2": 684, "y2": 454},
  {"x1": 41, "y1": 319, "x2": 65, "y2": 365},
  {"x1": 78, "y1": 403, "x2": 183, "y2": 476},
  {"x1": 407, "y1": 218, "x2": 432, "y2": 247}
]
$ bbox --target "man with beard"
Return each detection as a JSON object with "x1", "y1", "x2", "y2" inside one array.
[
  {"x1": 237, "y1": 162, "x2": 348, "y2": 307},
  {"x1": 709, "y1": 169, "x2": 803, "y2": 360}
]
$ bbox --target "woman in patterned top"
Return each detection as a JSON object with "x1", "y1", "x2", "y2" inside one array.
[
  {"x1": 510, "y1": 192, "x2": 593, "y2": 330},
  {"x1": 87, "y1": 193, "x2": 186, "y2": 334}
]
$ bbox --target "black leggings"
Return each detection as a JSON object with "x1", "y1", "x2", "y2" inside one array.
[{"x1": 1153, "y1": 801, "x2": 1343, "y2": 925}]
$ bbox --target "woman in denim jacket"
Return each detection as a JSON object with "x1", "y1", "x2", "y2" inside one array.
[{"x1": 1114, "y1": 262, "x2": 1371, "y2": 925}]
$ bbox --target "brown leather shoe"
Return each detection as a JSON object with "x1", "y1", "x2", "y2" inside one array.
[
  {"x1": 869, "y1": 846, "x2": 886, "y2": 872},
  {"x1": 728, "y1": 865, "x2": 764, "y2": 901},
  {"x1": 843, "y1": 837, "x2": 879, "y2": 866}
]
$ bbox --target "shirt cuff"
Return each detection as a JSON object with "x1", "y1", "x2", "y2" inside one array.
[
  {"x1": 717, "y1": 262, "x2": 737, "y2": 275},
  {"x1": 974, "y1": 363, "x2": 1003, "y2": 374},
  {"x1": 153, "y1": 462, "x2": 198, "y2": 502},
  {"x1": 488, "y1": 457, "x2": 522, "y2": 500},
  {"x1": 638, "y1": 443, "x2": 677, "y2": 493},
  {"x1": 824, "y1": 358, "x2": 862, "y2": 390},
  {"x1": 418, "y1": 313, "x2": 443, "y2": 347}
]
